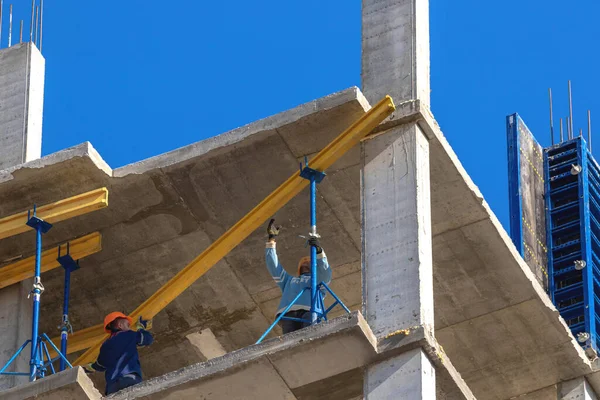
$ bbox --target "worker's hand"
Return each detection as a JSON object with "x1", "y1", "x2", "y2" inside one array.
[
  {"x1": 308, "y1": 237, "x2": 322, "y2": 254},
  {"x1": 136, "y1": 316, "x2": 152, "y2": 331},
  {"x1": 83, "y1": 363, "x2": 96, "y2": 374},
  {"x1": 267, "y1": 219, "x2": 281, "y2": 240}
]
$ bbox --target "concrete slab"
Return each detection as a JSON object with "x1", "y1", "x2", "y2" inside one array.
[
  {"x1": 108, "y1": 312, "x2": 473, "y2": 400},
  {"x1": 0, "y1": 367, "x2": 102, "y2": 400},
  {"x1": 1, "y1": 85, "x2": 598, "y2": 399}
]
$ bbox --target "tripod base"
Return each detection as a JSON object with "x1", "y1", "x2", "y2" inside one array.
[
  {"x1": 256, "y1": 282, "x2": 350, "y2": 344},
  {"x1": 0, "y1": 333, "x2": 73, "y2": 381}
]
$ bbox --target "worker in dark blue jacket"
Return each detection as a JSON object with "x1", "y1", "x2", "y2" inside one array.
[{"x1": 83, "y1": 312, "x2": 153, "y2": 395}]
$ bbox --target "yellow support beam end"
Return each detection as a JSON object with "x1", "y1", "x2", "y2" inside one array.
[
  {"x1": 0, "y1": 188, "x2": 109, "y2": 241},
  {"x1": 72, "y1": 95, "x2": 395, "y2": 366},
  {"x1": 0, "y1": 232, "x2": 102, "y2": 290}
]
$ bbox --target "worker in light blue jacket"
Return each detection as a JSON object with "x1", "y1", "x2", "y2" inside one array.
[{"x1": 265, "y1": 219, "x2": 332, "y2": 333}]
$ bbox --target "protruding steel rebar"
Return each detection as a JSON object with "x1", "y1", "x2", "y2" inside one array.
[
  {"x1": 34, "y1": 5, "x2": 38, "y2": 46},
  {"x1": 580, "y1": 128, "x2": 583, "y2": 138},
  {"x1": 0, "y1": 0, "x2": 4, "y2": 48},
  {"x1": 549, "y1": 88, "x2": 555, "y2": 145},
  {"x1": 589, "y1": 110, "x2": 593, "y2": 152},
  {"x1": 560, "y1": 118, "x2": 564, "y2": 143},
  {"x1": 8, "y1": 3, "x2": 12, "y2": 47},
  {"x1": 569, "y1": 80, "x2": 574, "y2": 139},
  {"x1": 19, "y1": 20, "x2": 22, "y2": 43},
  {"x1": 29, "y1": 0, "x2": 34, "y2": 42},
  {"x1": 567, "y1": 117, "x2": 571, "y2": 140},
  {"x1": 39, "y1": 0, "x2": 43, "y2": 51}
]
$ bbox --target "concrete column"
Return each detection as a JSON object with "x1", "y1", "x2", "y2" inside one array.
[
  {"x1": 361, "y1": 123, "x2": 433, "y2": 337},
  {"x1": 0, "y1": 42, "x2": 45, "y2": 169},
  {"x1": 362, "y1": 0, "x2": 430, "y2": 107},
  {"x1": 0, "y1": 42, "x2": 45, "y2": 389},
  {"x1": 361, "y1": 123, "x2": 434, "y2": 398},
  {"x1": 561, "y1": 377, "x2": 598, "y2": 400},
  {"x1": 364, "y1": 348, "x2": 435, "y2": 400}
]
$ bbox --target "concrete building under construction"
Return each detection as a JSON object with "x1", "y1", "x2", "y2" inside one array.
[{"x1": 1, "y1": 0, "x2": 600, "y2": 399}]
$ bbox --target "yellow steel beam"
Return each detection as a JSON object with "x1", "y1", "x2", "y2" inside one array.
[
  {"x1": 0, "y1": 188, "x2": 109, "y2": 240},
  {"x1": 0, "y1": 232, "x2": 102, "y2": 289},
  {"x1": 72, "y1": 95, "x2": 396, "y2": 365}
]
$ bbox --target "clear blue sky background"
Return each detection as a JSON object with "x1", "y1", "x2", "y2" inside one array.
[{"x1": 9, "y1": 0, "x2": 600, "y2": 230}]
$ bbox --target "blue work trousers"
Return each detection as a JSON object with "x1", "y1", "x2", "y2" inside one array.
[{"x1": 105, "y1": 373, "x2": 142, "y2": 395}]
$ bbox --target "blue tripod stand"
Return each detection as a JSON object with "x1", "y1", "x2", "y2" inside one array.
[
  {"x1": 0, "y1": 206, "x2": 73, "y2": 381},
  {"x1": 257, "y1": 158, "x2": 350, "y2": 344}
]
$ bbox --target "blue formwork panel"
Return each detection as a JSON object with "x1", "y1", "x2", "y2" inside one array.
[
  {"x1": 545, "y1": 137, "x2": 599, "y2": 353},
  {"x1": 506, "y1": 114, "x2": 548, "y2": 288}
]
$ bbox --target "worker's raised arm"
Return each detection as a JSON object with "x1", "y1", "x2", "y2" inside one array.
[
  {"x1": 265, "y1": 219, "x2": 289, "y2": 290},
  {"x1": 266, "y1": 241, "x2": 290, "y2": 290},
  {"x1": 136, "y1": 329, "x2": 154, "y2": 347},
  {"x1": 308, "y1": 237, "x2": 332, "y2": 285}
]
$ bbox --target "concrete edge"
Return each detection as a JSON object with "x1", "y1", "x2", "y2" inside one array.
[
  {"x1": 114, "y1": 86, "x2": 371, "y2": 177},
  {"x1": 0, "y1": 142, "x2": 113, "y2": 184},
  {"x1": 109, "y1": 311, "x2": 376, "y2": 399},
  {"x1": 0, "y1": 367, "x2": 102, "y2": 400},
  {"x1": 373, "y1": 325, "x2": 476, "y2": 400},
  {"x1": 416, "y1": 109, "x2": 595, "y2": 378}
]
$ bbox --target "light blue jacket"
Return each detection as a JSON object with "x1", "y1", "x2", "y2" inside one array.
[{"x1": 265, "y1": 242, "x2": 332, "y2": 316}]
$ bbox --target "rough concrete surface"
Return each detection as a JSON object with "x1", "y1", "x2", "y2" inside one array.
[
  {"x1": 109, "y1": 312, "x2": 471, "y2": 400},
  {"x1": 0, "y1": 86, "x2": 598, "y2": 399},
  {"x1": 0, "y1": 42, "x2": 44, "y2": 170},
  {"x1": 0, "y1": 366, "x2": 101, "y2": 400}
]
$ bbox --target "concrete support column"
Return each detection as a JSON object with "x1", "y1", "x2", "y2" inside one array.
[
  {"x1": 361, "y1": 123, "x2": 434, "y2": 398},
  {"x1": 361, "y1": 123, "x2": 433, "y2": 337},
  {"x1": 0, "y1": 42, "x2": 45, "y2": 169},
  {"x1": 362, "y1": 0, "x2": 430, "y2": 107},
  {"x1": 561, "y1": 377, "x2": 598, "y2": 400},
  {"x1": 364, "y1": 348, "x2": 435, "y2": 400}
]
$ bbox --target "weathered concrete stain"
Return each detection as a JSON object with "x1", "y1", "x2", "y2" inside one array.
[{"x1": 125, "y1": 173, "x2": 199, "y2": 236}]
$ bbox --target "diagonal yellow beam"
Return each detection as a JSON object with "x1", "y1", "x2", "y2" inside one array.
[
  {"x1": 72, "y1": 95, "x2": 396, "y2": 365},
  {"x1": 0, "y1": 188, "x2": 109, "y2": 240},
  {"x1": 0, "y1": 232, "x2": 102, "y2": 289}
]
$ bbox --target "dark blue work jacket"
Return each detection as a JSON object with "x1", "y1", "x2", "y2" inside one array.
[{"x1": 91, "y1": 329, "x2": 153, "y2": 390}]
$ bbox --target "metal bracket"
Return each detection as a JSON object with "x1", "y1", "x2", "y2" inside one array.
[{"x1": 28, "y1": 277, "x2": 44, "y2": 298}]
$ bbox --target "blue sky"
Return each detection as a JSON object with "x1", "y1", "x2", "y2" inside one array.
[{"x1": 7, "y1": 0, "x2": 600, "y2": 230}]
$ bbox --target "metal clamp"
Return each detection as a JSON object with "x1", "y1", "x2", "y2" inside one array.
[
  {"x1": 28, "y1": 277, "x2": 45, "y2": 298},
  {"x1": 58, "y1": 315, "x2": 73, "y2": 335}
]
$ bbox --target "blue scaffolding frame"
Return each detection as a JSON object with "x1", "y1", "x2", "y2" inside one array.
[
  {"x1": 0, "y1": 206, "x2": 73, "y2": 381},
  {"x1": 545, "y1": 137, "x2": 600, "y2": 354}
]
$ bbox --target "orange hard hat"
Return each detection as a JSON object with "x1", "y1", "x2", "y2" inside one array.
[
  {"x1": 297, "y1": 256, "x2": 311, "y2": 276},
  {"x1": 104, "y1": 312, "x2": 133, "y2": 333}
]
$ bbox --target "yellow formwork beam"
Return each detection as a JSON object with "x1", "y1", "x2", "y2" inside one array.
[
  {"x1": 72, "y1": 95, "x2": 396, "y2": 365},
  {"x1": 0, "y1": 232, "x2": 102, "y2": 289},
  {"x1": 0, "y1": 188, "x2": 109, "y2": 240}
]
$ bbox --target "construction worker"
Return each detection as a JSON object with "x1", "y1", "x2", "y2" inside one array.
[
  {"x1": 265, "y1": 219, "x2": 332, "y2": 333},
  {"x1": 83, "y1": 312, "x2": 153, "y2": 395}
]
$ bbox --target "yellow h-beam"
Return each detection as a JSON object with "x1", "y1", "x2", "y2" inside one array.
[
  {"x1": 0, "y1": 188, "x2": 109, "y2": 240},
  {"x1": 0, "y1": 232, "x2": 102, "y2": 289},
  {"x1": 69, "y1": 96, "x2": 395, "y2": 365}
]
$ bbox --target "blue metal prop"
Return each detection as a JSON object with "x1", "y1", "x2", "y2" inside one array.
[
  {"x1": 256, "y1": 158, "x2": 350, "y2": 344},
  {"x1": 0, "y1": 206, "x2": 73, "y2": 381},
  {"x1": 57, "y1": 243, "x2": 80, "y2": 371}
]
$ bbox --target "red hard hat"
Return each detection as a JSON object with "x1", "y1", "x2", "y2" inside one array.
[{"x1": 104, "y1": 312, "x2": 133, "y2": 333}]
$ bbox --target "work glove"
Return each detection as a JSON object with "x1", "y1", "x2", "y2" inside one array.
[
  {"x1": 83, "y1": 363, "x2": 96, "y2": 374},
  {"x1": 135, "y1": 316, "x2": 152, "y2": 331},
  {"x1": 267, "y1": 219, "x2": 281, "y2": 240},
  {"x1": 308, "y1": 237, "x2": 323, "y2": 254}
]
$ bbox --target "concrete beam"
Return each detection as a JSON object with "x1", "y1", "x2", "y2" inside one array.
[
  {"x1": 106, "y1": 312, "x2": 472, "y2": 400},
  {"x1": 0, "y1": 43, "x2": 45, "y2": 170},
  {"x1": 0, "y1": 367, "x2": 102, "y2": 400},
  {"x1": 362, "y1": 0, "x2": 430, "y2": 108},
  {"x1": 561, "y1": 377, "x2": 599, "y2": 400}
]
